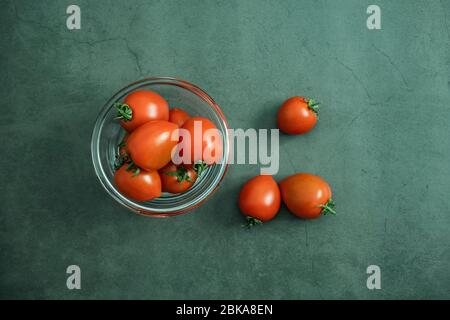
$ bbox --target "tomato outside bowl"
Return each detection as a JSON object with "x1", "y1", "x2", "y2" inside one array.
[{"x1": 91, "y1": 77, "x2": 230, "y2": 217}]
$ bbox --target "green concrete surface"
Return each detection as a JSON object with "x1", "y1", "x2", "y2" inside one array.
[{"x1": 1, "y1": 0, "x2": 449, "y2": 299}]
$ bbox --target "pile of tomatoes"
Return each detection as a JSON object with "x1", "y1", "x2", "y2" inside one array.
[
  {"x1": 239, "y1": 96, "x2": 336, "y2": 226},
  {"x1": 112, "y1": 89, "x2": 335, "y2": 224},
  {"x1": 113, "y1": 90, "x2": 222, "y2": 202}
]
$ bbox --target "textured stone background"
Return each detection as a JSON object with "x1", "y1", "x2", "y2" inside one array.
[{"x1": 0, "y1": 0, "x2": 449, "y2": 299}]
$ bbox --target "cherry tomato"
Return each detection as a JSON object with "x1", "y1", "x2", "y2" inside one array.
[
  {"x1": 116, "y1": 90, "x2": 169, "y2": 132},
  {"x1": 277, "y1": 96, "x2": 319, "y2": 134},
  {"x1": 114, "y1": 164, "x2": 161, "y2": 202},
  {"x1": 239, "y1": 175, "x2": 281, "y2": 226},
  {"x1": 127, "y1": 120, "x2": 179, "y2": 170},
  {"x1": 169, "y1": 107, "x2": 191, "y2": 127},
  {"x1": 279, "y1": 173, "x2": 335, "y2": 219},
  {"x1": 180, "y1": 117, "x2": 223, "y2": 165},
  {"x1": 159, "y1": 163, "x2": 197, "y2": 194}
]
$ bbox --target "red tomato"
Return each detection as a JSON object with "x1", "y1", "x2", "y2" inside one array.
[
  {"x1": 159, "y1": 163, "x2": 197, "y2": 194},
  {"x1": 279, "y1": 173, "x2": 335, "y2": 219},
  {"x1": 127, "y1": 120, "x2": 179, "y2": 170},
  {"x1": 169, "y1": 107, "x2": 190, "y2": 127},
  {"x1": 180, "y1": 117, "x2": 223, "y2": 165},
  {"x1": 114, "y1": 165, "x2": 161, "y2": 202},
  {"x1": 116, "y1": 90, "x2": 169, "y2": 132},
  {"x1": 239, "y1": 175, "x2": 281, "y2": 226},
  {"x1": 277, "y1": 96, "x2": 319, "y2": 134}
]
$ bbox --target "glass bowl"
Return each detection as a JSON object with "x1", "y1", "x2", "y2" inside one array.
[{"x1": 91, "y1": 77, "x2": 229, "y2": 217}]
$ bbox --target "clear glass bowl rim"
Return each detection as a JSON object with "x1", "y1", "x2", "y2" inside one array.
[{"x1": 91, "y1": 77, "x2": 230, "y2": 217}]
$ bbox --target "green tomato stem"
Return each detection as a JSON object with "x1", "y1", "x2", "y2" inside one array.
[
  {"x1": 164, "y1": 166, "x2": 192, "y2": 183},
  {"x1": 193, "y1": 161, "x2": 209, "y2": 177},
  {"x1": 242, "y1": 216, "x2": 263, "y2": 229},
  {"x1": 320, "y1": 198, "x2": 336, "y2": 215},
  {"x1": 307, "y1": 98, "x2": 320, "y2": 116},
  {"x1": 115, "y1": 103, "x2": 133, "y2": 121}
]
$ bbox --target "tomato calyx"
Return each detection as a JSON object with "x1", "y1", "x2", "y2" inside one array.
[
  {"x1": 307, "y1": 98, "x2": 320, "y2": 116},
  {"x1": 125, "y1": 160, "x2": 141, "y2": 177},
  {"x1": 320, "y1": 198, "x2": 336, "y2": 215},
  {"x1": 118, "y1": 139, "x2": 127, "y2": 148},
  {"x1": 164, "y1": 166, "x2": 192, "y2": 183},
  {"x1": 114, "y1": 139, "x2": 140, "y2": 176},
  {"x1": 114, "y1": 140, "x2": 131, "y2": 170},
  {"x1": 192, "y1": 161, "x2": 208, "y2": 177},
  {"x1": 242, "y1": 216, "x2": 263, "y2": 229},
  {"x1": 115, "y1": 103, "x2": 133, "y2": 121},
  {"x1": 114, "y1": 152, "x2": 130, "y2": 170}
]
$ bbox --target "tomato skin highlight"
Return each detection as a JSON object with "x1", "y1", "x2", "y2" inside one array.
[
  {"x1": 120, "y1": 90, "x2": 169, "y2": 132},
  {"x1": 239, "y1": 175, "x2": 281, "y2": 222},
  {"x1": 159, "y1": 163, "x2": 197, "y2": 194},
  {"x1": 181, "y1": 116, "x2": 223, "y2": 165},
  {"x1": 277, "y1": 96, "x2": 317, "y2": 135},
  {"x1": 114, "y1": 165, "x2": 161, "y2": 202},
  {"x1": 279, "y1": 173, "x2": 332, "y2": 219},
  {"x1": 169, "y1": 107, "x2": 191, "y2": 127},
  {"x1": 127, "y1": 120, "x2": 179, "y2": 170}
]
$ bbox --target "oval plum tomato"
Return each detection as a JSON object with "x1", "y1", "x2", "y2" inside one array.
[
  {"x1": 116, "y1": 90, "x2": 169, "y2": 132},
  {"x1": 180, "y1": 117, "x2": 223, "y2": 165},
  {"x1": 127, "y1": 120, "x2": 179, "y2": 170},
  {"x1": 279, "y1": 173, "x2": 335, "y2": 219},
  {"x1": 169, "y1": 107, "x2": 190, "y2": 127},
  {"x1": 239, "y1": 175, "x2": 281, "y2": 227},
  {"x1": 159, "y1": 163, "x2": 197, "y2": 194},
  {"x1": 277, "y1": 96, "x2": 319, "y2": 134},
  {"x1": 114, "y1": 164, "x2": 161, "y2": 202}
]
